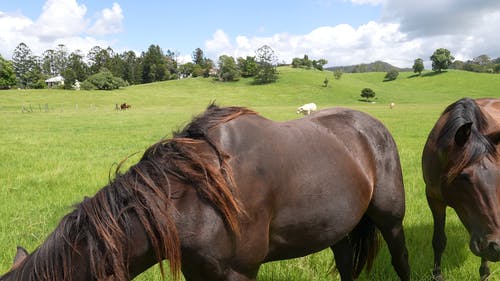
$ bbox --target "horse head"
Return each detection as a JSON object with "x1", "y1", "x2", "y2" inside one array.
[{"x1": 434, "y1": 98, "x2": 500, "y2": 262}]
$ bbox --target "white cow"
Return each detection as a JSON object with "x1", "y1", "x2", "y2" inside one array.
[
  {"x1": 389, "y1": 102, "x2": 395, "y2": 109},
  {"x1": 296, "y1": 103, "x2": 317, "y2": 115}
]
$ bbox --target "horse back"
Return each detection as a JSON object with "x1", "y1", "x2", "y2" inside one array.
[
  {"x1": 476, "y1": 98, "x2": 500, "y2": 126},
  {"x1": 208, "y1": 107, "x2": 404, "y2": 260}
]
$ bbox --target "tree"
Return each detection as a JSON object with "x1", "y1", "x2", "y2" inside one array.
[
  {"x1": 191, "y1": 48, "x2": 213, "y2": 78},
  {"x1": 164, "y1": 50, "x2": 179, "y2": 79},
  {"x1": 41, "y1": 49, "x2": 57, "y2": 77},
  {"x1": 254, "y1": 45, "x2": 278, "y2": 84},
  {"x1": 178, "y1": 62, "x2": 194, "y2": 78},
  {"x1": 87, "y1": 46, "x2": 111, "y2": 75},
  {"x1": 192, "y1": 48, "x2": 205, "y2": 66},
  {"x1": 217, "y1": 55, "x2": 240, "y2": 82},
  {"x1": 237, "y1": 56, "x2": 258, "y2": 77},
  {"x1": 62, "y1": 50, "x2": 88, "y2": 89},
  {"x1": 360, "y1": 88, "x2": 376, "y2": 101},
  {"x1": 142, "y1": 44, "x2": 169, "y2": 83},
  {"x1": 412, "y1": 58, "x2": 424, "y2": 75},
  {"x1": 12, "y1": 43, "x2": 45, "y2": 88},
  {"x1": 121, "y1": 50, "x2": 142, "y2": 84},
  {"x1": 384, "y1": 69, "x2": 399, "y2": 81},
  {"x1": 54, "y1": 44, "x2": 69, "y2": 76},
  {"x1": 312, "y1": 59, "x2": 328, "y2": 71},
  {"x1": 0, "y1": 55, "x2": 17, "y2": 89},
  {"x1": 430, "y1": 48, "x2": 454, "y2": 72}
]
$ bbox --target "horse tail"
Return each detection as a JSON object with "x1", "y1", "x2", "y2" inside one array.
[{"x1": 350, "y1": 215, "x2": 380, "y2": 278}]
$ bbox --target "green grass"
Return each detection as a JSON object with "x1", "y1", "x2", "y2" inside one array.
[{"x1": 1, "y1": 67, "x2": 500, "y2": 280}]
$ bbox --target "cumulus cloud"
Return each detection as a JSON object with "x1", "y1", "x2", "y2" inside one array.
[
  {"x1": 205, "y1": 0, "x2": 500, "y2": 67},
  {"x1": 205, "y1": 29, "x2": 233, "y2": 55},
  {"x1": 88, "y1": 3, "x2": 123, "y2": 36},
  {"x1": 31, "y1": 0, "x2": 88, "y2": 41},
  {"x1": 205, "y1": 22, "x2": 423, "y2": 67},
  {"x1": 0, "y1": 0, "x2": 123, "y2": 59}
]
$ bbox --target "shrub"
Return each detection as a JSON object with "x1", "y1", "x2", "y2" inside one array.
[
  {"x1": 384, "y1": 69, "x2": 399, "y2": 81},
  {"x1": 83, "y1": 69, "x2": 126, "y2": 90}
]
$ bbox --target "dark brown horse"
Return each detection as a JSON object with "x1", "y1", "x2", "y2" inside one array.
[
  {"x1": 423, "y1": 98, "x2": 500, "y2": 281},
  {"x1": 120, "y1": 103, "x2": 131, "y2": 110},
  {"x1": 1, "y1": 104, "x2": 410, "y2": 281}
]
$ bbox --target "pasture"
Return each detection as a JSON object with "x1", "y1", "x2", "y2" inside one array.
[{"x1": 1, "y1": 67, "x2": 500, "y2": 280}]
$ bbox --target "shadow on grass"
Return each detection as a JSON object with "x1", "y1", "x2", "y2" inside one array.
[
  {"x1": 258, "y1": 221, "x2": 473, "y2": 281},
  {"x1": 357, "y1": 99, "x2": 378, "y2": 103},
  {"x1": 407, "y1": 71, "x2": 448, "y2": 79},
  {"x1": 396, "y1": 221, "x2": 472, "y2": 280},
  {"x1": 422, "y1": 71, "x2": 448, "y2": 77}
]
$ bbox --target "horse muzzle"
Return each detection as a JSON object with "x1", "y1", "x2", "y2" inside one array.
[{"x1": 470, "y1": 234, "x2": 500, "y2": 261}]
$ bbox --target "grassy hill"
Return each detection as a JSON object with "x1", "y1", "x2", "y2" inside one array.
[
  {"x1": 1, "y1": 67, "x2": 500, "y2": 280},
  {"x1": 326, "y1": 60, "x2": 411, "y2": 73}
]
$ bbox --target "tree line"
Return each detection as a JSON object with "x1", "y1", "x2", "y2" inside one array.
[{"x1": 0, "y1": 43, "x2": 281, "y2": 90}]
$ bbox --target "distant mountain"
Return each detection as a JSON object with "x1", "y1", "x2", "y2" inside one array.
[{"x1": 326, "y1": 60, "x2": 411, "y2": 73}]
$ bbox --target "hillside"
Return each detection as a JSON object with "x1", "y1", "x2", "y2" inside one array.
[
  {"x1": 2, "y1": 66, "x2": 500, "y2": 280},
  {"x1": 326, "y1": 60, "x2": 411, "y2": 73},
  {"x1": 2, "y1": 67, "x2": 499, "y2": 115}
]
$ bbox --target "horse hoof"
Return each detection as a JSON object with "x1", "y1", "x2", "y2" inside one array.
[{"x1": 431, "y1": 274, "x2": 444, "y2": 281}]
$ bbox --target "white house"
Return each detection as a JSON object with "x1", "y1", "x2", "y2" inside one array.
[{"x1": 45, "y1": 75, "x2": 65, "y2": 88}]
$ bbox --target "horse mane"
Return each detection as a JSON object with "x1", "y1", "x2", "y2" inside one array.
[
  {"x1": 10, "y1": 104, "x2": 255, "y2": 281},
  {"x1": 174, "y1": 103, "x2": 257, "y2": 139},
  {"x1": 436, "y1": 97, "x2": 497, "y2": 183}
]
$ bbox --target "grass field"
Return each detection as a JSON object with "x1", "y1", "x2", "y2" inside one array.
[{"x1": 1, "y1": 67, "x2": 500, "y2": 280}]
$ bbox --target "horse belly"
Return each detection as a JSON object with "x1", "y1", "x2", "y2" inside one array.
[{"x1": 265, "y1": 165, "x2": 372, "y2": 261}]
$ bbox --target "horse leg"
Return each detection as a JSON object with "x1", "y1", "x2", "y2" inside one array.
[
  {"x1": 427, "y1": 196, "x2": 447, "y2": 281},
  {"x1": 480, "y1": 258, "x2": 490, "y2": 281},
  {"x1": 374, "y1": 217, "x2": 410, "y2": 281},
  {"x1": 368, "y1": 187, "x2": 410, "y2": 280},
  {"x1": 331, "y1": 236, "x2": 354, "y2": 281}
]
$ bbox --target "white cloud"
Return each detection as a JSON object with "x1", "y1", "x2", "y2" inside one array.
[
  {"x1": 0, "y1": 12, "x2": 35, "y2": 54},
  {"x1": 205, "y1": 22, "x2": 424, "y2": 67},
  {"x1": 0, "y1": 0, "x2": 123, "y2": 59},
  {"x1": 88, "y1": 2, "x2": 123, "y2": 36},
  {"x1": 31, "y1": 0, "x2": 88, "y2": 41},
  {"x1": 204, "y1": 1, "x2": 500, "y2": 67},
  {"x1": 205, "y1": 29, "x2": 233, "y2": 56}
]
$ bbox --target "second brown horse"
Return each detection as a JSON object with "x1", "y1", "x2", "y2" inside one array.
[{"x1": 423, "y1": 98, "x2": 500, "y2": 280}]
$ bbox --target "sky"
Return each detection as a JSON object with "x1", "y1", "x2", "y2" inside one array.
[{"x1": 1, "y1": 0, "x2": 500, "y2": 68}]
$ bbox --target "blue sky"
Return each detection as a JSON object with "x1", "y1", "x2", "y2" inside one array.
[{"x1": 2, "y1": 0, "x2": 500, "y2": 67}]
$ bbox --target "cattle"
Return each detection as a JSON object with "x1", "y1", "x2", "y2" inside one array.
[{"x1": 296, "y1": 103, "x2": 317, "y2": 115}]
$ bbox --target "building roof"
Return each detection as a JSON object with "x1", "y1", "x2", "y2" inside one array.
[{"x1": 45, "y1": 75, "x2": 64, "y2": 83}]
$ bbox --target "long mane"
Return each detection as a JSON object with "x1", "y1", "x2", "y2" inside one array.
[
  {"x1": 436, "y1": 98, "x2": 497, "y2": 183},
  {"x1": 8, "y1": 104, "x2": 256, "y2": 281}
]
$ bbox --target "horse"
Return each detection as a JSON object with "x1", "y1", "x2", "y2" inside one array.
[
  {"x1": 1, "y1": 104, "x2": 410, "y2": 281},
  {"x1": 422, "y1": 98, "x2": 500, "y2": 281},
  {"x1": 120, "y1": 103, "x2": 131, "y2": 110}
]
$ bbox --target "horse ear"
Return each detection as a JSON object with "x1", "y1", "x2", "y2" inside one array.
[
  {"x1": 13, "y1": 246, "x2": 29, "y2": 266},
  {"x1": 455, "y1": 122, "x2": 473, "y2": 147}
]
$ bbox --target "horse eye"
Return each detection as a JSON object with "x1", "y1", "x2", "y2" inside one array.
[{"x1": 456, "y1": 173, "x2": 471, "y2": 182}]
